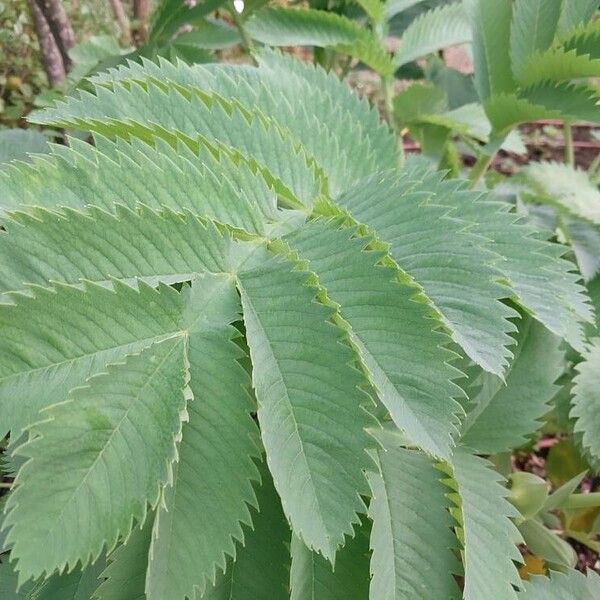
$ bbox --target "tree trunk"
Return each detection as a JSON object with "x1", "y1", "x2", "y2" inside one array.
[
  {"x1": 28, "y1": 0, "x2": 66, "y2": 86},
  {"x1": 132, "y1": 0, "x2": 150, "y2": 45},
  {"x1": 33, "y1": 0, "x2": 75, "y2": 72}
]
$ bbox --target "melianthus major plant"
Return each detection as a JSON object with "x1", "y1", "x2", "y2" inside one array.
[{"x1": 0, "y1": 47, "x2": 599, "y2": 599}]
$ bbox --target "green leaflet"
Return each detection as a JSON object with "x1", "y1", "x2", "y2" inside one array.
[
  {"x1": 236, "y1": 247, "x2": 374, "y2": 559},
  {"x1": 517, "y1": 48, "x2": 600, "y2": 88},
  {"x1": 94, "y1": 517, "x2": 152, "y2": 600},
  {"x1": 51, "y1": 51, "x2": 396, "y2": 195},
  {"x1": 519, "y1": 81, "x2": 600, "y2": 124},
  {"x1": 284, "y1": 219, "x2": 463, "y2": 459},
  {"x1": 410, "y1": 167, "x2": 592, "y2": 351},
  {"x1": 461, "y1": 316, "x2": 564, "y2": 453},
  {"x1": 464, "y1": 0, "x2": 515, "y2": 100},
  {"x1": 4, "y1": 336, "x2": 189, "y2": 581},
  {"x1": 202, "y1": 467, "x2": 290, "y2": 600},
  {"x1": 335, "y1": 169, "x2": 517, "y2": 376},
  {"x1": 368, "y1": 439, "x2": 461, "y2": 599},
  {"x1": 245, "y1": 8, "x2": 394, "y2": 76},
  {"x1": 450, "y1": 448, "x2": 523, "y2": 600},
  {"x1": 289, "y1": 521, "x2": 370, "y2": 600},
  {"x1": 394, "y1": 3, "x2": 471, "y2": 67},
  {"x1": 0, "y1": 282, "x2": 185, "y2": 438},
  {"x1": 0, "y1": 206, "x2": 232, "y2": 294},
  {"x1": 30, "y1": 83, "x2": 320, "y2": 209},
  {"x1": 145, "y1": 280, "x2": 262, "y2": 599},
  {"x1": 571, "y1": 338, "x2": 600, "y2": 462},
  {"x1": 509, "y1": 0, "x2": 562, "y2": 79},
  {"x1": 0, "y1": 135, "x2": 281, "y2": 231},
  {"x1": 518, "y1": 569, "x2": 600, "y2": 599}
]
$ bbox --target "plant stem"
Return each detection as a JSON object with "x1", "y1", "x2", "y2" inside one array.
[
  {"x1": 562, "y1": 492, "x2": 600, "y2": 510},
  {"x1": 564, "y1": 121, "x2": 574, "y2": 167},
  {"x1": 229, "y1": 2, "x2": 255, "y2": 56},
  {"x1": 468, "y1": 151, "x2": 494, "y2": 188}
]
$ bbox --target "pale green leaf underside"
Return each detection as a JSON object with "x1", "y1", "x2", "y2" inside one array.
[{"x1": 524, "y1": 161, "x2": 600, "y2": 226}]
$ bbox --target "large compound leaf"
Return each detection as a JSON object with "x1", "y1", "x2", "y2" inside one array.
[
  {"x1": 236, "y1": 248, "x2": 374, "y2": 559},
  {"x1": 4, "y1": 336, "x2": 189, "y2": 582},
  {"x1": 450, "y1": 448, "x2": 523, "y2": 600},
  {"x1": 201, "y1": 468, "x2": 290, "y2": 600},
  {"x1": 289, "y1": 522, "x2": 370, "y2": 600},
  {"x1": 285, "y1": 219, "x2": 463, "y2": 459},
  {"x1": 571, "y1": 338, "x2": 600, "y2": 462},
  {"x1": 460, "y1": 316, "x2": 564, "y2": 453},
  {"x1": 394, "y1": 3, "x2": 471, "y2": 68},
  {"x1": 509, "y1": 0, "x2": 562, "y2": 79},
  {"x1": 245, "y1": 8, "x2": 394, "y2": 75},
  {"x1": 368, "y1": 438, "x2": 461, "y2": 599}
]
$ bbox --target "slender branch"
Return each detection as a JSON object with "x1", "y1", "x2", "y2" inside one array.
[
  {"x1": 28, "y1": 0, "x2": 66, "y2": 86},
  {"x1": 107, "y1": 0, "x2": 131, "y2": 45},
  {"x1": 33, "y1": 0, "x2": 75, "y2": 72},
  {"x1": 564, "y1": 120, "x2": 574, "y2": 167}
]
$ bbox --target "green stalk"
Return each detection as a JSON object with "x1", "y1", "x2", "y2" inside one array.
[
  {"x1": 468, "y1": 151, "x2": 494, "y2": 188},
  {"x1": 562, "y1": 492, "x2": 600, "y2": 510},
  {"x1": 229, "y1": 2, "x2": 255, "y2": 56},
  {"x1": 468, "y1": 134, "x2": 506, "y2": 189},
  {"x1": 564, "y1": 121, "x2": 574, "y2": 167}
]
